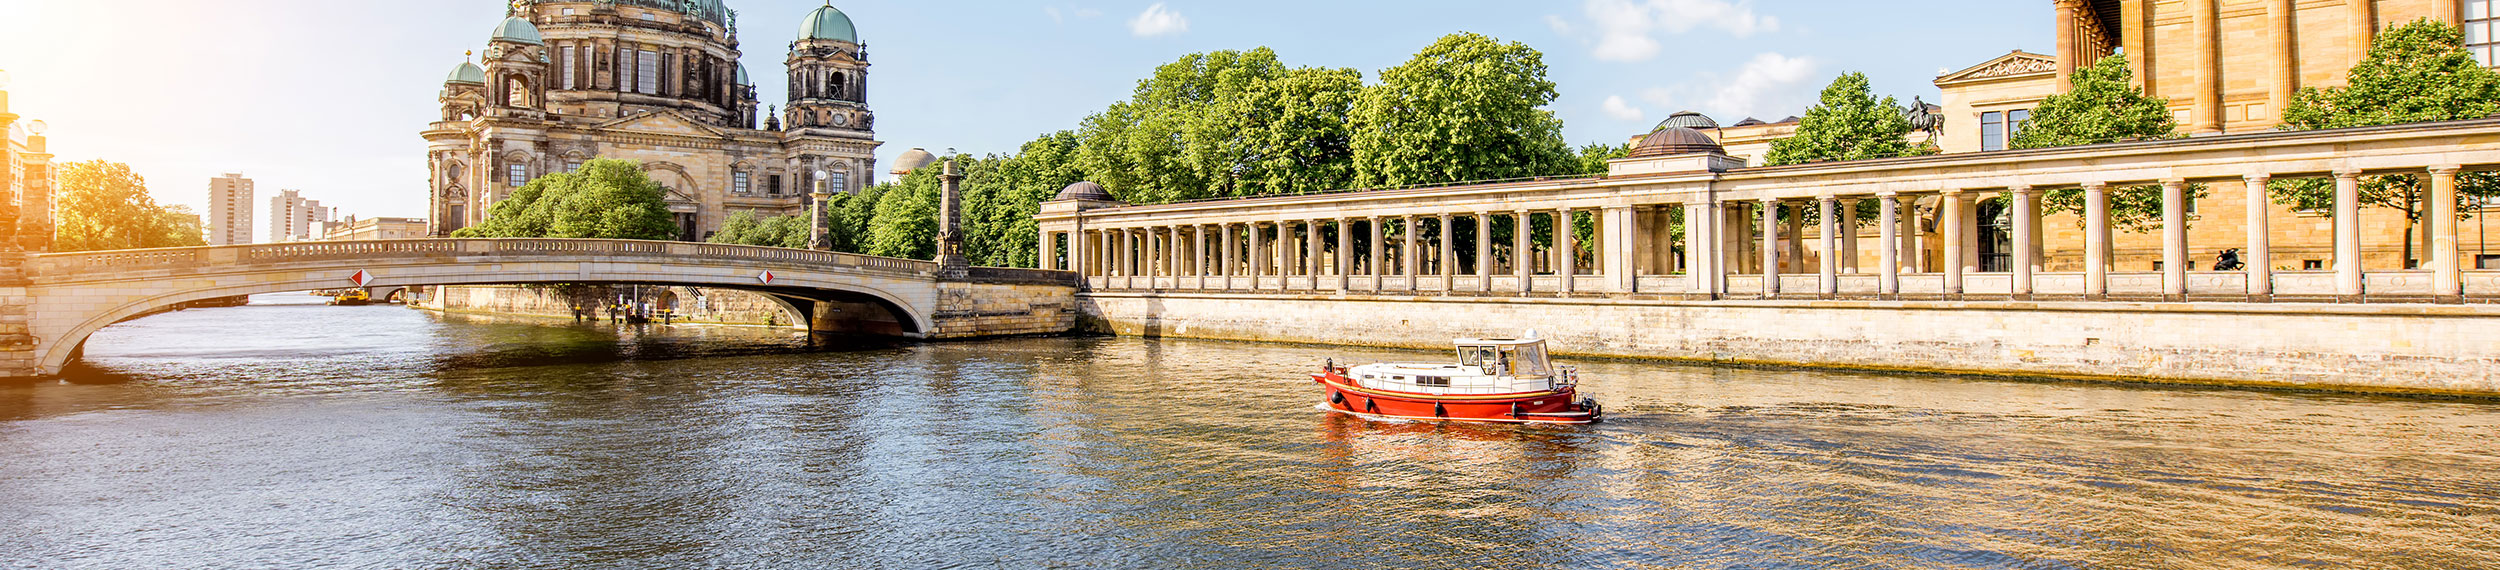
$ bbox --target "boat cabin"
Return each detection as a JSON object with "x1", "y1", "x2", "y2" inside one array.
[{"x1": 1345, "y1": 337, "x2": 1571, "y2": 396}]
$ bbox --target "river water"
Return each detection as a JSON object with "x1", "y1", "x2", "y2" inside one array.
[{"x1": 1, "y1": 294, "x2": 2495, "y2": 569}]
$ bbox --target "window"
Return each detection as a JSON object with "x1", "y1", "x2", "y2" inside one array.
[
  {"x1": 734, "y1": 172, "x2": 751, "y2": 194},
  {"x1": 562, "y1": 49, "x2": 577, "y2": 90},
  {"x1": 1980, "y1": 109, "x2": 2031, "y2": 151},
  {"x1": 2304, "y1": 259, "x2": 2325, "y2": 270},
  {"x1": 566, "y1": 160, "x2": 583, "y2": 173},
  {"x1": 768, "y1": 174, "x2": 784, "y2": 196},
  {"x1": 508, "y1": 163, "x2": 528, "y2": 187},
  {"x1": 2471, "y1": 1, "x2": 2500, "y2": 66},
  {"x1": 636, "y1": 50, "x2": 661, "y2": 94},
  {"x1": 827, "y1": 171, "x2": 849, "y2": 194},
  {"x1": 2479, "y1": 254, "x2": 2500, "y2": 270}
]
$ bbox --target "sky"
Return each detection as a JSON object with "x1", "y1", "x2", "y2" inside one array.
[{"x1": 0, "y1": 0, "x2": 2050, "y2": 223}]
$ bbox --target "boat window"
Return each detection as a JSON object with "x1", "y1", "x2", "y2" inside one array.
[
  {"x1": 1511, "y1": 344, "x2": 1553, "y2": 376},
  {"x1": 1415, "y1": 376, "x2": 1451, "y2": 387},
  {"x1": 1458, "y1": 346, "x2": 1493, "y2": 366}
]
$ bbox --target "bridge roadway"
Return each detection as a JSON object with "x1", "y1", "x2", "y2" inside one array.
[{"x1": 2, "y1": 238, "x2": 1080, "y2": 378}]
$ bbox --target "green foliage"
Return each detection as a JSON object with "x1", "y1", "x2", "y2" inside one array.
[
  {"x1": 865, "y1": 176, "x2": 938, "y2": 259},
  {"x1": 1077, "y1": 49, "x2": 1362, "y2": 203},
  {"x1": 707, "y1": 210, "x2": 809, "y2": 249},
  {"x1": 2011, "y1": 55, "x2": 2179, "y2": 149},
  {"x1": 1574, "y1": 143, "x2": 1631, "y2": 175},
  {"x1": 1764, "y1": 72, "x2": 1920, "y2": 166},
  {"x1": 1351, "y1": 33, "x2": 1574, "y2": 188},
  {"x1": 2272, "y1": 19, "x2": 2500, "y2": 223},
  {"x1": 53, "y1": 160, "x2": 207, "y2": 252},
  {"x1": 453, "y1": 158, "x2": 677, "y2": 240}
]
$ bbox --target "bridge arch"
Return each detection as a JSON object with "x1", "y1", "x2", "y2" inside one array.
[{"x1": 26, "y1": 239, "x2": 957, "y2": 375}]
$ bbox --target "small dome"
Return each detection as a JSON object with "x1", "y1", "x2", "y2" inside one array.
[
  {"x1": 1629, "y1": 127, "x2": 1725, "y2": 158},
  {"x1": 890, "y1": 148, "x2": 937, "y2": 175},
  {"x1": 446, "y1": 61, "x2": 486, "y2": 85},
  {"x1": 799, "y1": 4, "x2": 860, "y2": 43},
  {"x1": 1055, "y1": 181, "x2": 1115, "y2": 202},
  {"x1": 1655, "y1": 111, "x2": 1718, "y2": 131},
  {"x1": 491, "y1": 16, "x2": 543, "y2": 45},
  {"x1": 735, "y1": 63, "x2": 751, "y2": 86}
]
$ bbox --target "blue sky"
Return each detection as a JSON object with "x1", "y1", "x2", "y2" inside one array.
[{"x1": 0, "y1": 0, "x2": 2050, "y2": 221}]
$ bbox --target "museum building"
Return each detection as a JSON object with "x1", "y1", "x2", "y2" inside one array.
[{"x1": 422, "y1": 0, "x2": 881, "y2": 241}]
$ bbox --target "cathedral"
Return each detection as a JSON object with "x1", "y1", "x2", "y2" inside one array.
[{"x1": 423, "y1": 0, "x2": 881, "y2": 241}]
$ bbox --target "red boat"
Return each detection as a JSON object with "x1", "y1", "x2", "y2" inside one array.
[{"x1": 1312, "y1": 336, "x2": 1602, "y2": 424}]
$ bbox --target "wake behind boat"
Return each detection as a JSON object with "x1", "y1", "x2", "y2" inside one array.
[{"x1": 1312, "y1": 334, "x2": 1602, "y2": 424}]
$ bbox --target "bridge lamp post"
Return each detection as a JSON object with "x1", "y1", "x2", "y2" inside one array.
[{"x1": 808, "y1": 169, "x2": 833, "y2": 251}]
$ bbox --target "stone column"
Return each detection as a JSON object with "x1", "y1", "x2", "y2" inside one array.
[
  {"x1": 2055, "y1": 0, "x2": 2079, "y2": 92},
  {"x1": 1366, "y1": 217, "x2": 1385, "y2": 291},
  {"x1": 2012, "y1": 186, "x2": 2038, "y2": 298},
  {"x1": 2436, "y1": 0, "x2": 2462, "y2": 25},
  {"x1": 1280, "y1": 220, "x2": 1297, "y2": 280},
  {"x1": 1194, "y1": 225, "x2": 1210, "y2": 289},
  {"x1": 2335, "y1": 169, "x2": 2365, "y2": 300},
  {"x1": 936, "y1": 159, "x2": 968, "y2": 275},
  {"x1": 1514, "y1": 210, "x2": 1535, "y2": 295},
  {"x1": 1248, "y1": 222, "x2": 1266, "y2": 289},
  {"x1": 1307, "y1": 219, "x2": 1324, "y2": 285},
  {"x1": 1334, "y1": 218, "x2": 1354, "y2": 292},
  {"x1": 2162, "y1": 179, "x2": 2190, "y2": 299},
  {"x1": 2192, "y1": 0, "x2": 2223, "y2": 134},
  {"x1": 1684, "y1": 203, "x2": 1712, "y2": 295},
  {"x1": 1475, "y1": 213, "x2": 1494, "y2": 285},
  {"x1": 1402, "y1": 215, "x2": 1421, "y2": 291},
  {"x1": 2350, "y1": 0, "x2": 2376, "y2": 69},
  {"x1": 2085, "y1": 182, "x2": 2111, "y2": 298},
  {"x1": 2269, "y1": 0, "x2": 2296, "y2": 126},
  {"x1": 1221, "y1": 223, "x2": 1237, "y2": 286},
  {"x1": 2243, "y1": 175, "x2": 2272, "y2": 298},
  {"x1": 1438, "y1": 213, "x2": 1457, "y2": 280},
  {"x1": 1758, "y1": 199, "x2": 1780, "y2": 297},
  {"x1": 1783, "y1": 202, "x2": 1805, "y2": 275},
  {"x1": 2432, "y1": 166, "x2": 2463, "y2": 302},
  {"x1": 1818, "y1": 196, "x2": 1840, "y2": 297},
  {"x1": 1942, "y1": 189, "x2": 1967, "y2": 296},
  {"x1": 1603, "y1": 207, "x2": 1635, "y2": 293},
  {"x1": 1840, "y1": 199, "x2": 1861, "y2": 274},
  {"x1": 1556, "y1": 208, "x2": 1577, "y2": 296},
  {"x1": 1898, "y1": 200, "x2": 1921, "y2": 275},
  {"x1": 1879, "y1": 193, "x2": 1902, "y2": 297}
]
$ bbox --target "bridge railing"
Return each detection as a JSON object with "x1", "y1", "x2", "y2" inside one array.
[{"x1": 32, "y1": 238, "x2": 945, "y2": 276}]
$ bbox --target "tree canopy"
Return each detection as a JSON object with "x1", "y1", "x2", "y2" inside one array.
[
  {"x1": 1351, "y1": 33, "x2": 1574, "y2": 188},
  {"x1": 454, "y1": 158, "x2": 678, "y2": 240},
  {"x1": 54, "y1": 160, "x2": 207, "y2": 252},
  {"x1": 1076, "y1": 49, "x2": 1362, "y2": 203},
  {"x1": 2273, "y1": 19, "x2": 2500, "y2": 216},
  {"x1": 2010, "y1": 55, "x2": 2190, "y2": 232},
  {"x1": 1763, "y1": 72, "x2": 1924, "y2": 166}
]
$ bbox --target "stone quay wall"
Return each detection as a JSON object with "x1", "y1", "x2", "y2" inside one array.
[
  {"x1": 929, "y1": 281, "x2": 1079, "y2": 339},
  {"x1": 422, "y1": 285, "x2": 803, "y2": 327},
  {"x1": 1078, "y1": 292, "x2": 2500, "y2": 396}
]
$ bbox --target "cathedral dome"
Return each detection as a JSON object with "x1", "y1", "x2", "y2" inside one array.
[
  {"x1": 1629, "y1": 127, "x2": 1724, "y2": 158},
  {"x1": 491, "y1": 16, "x2": 543, "y2": 45},
  {"x1": 890, "y1": 148, "x2": 937, "y2": 175},
  {"x1": 446, "y1": 61, "x2": 486, "y2": 85},
  {"x1": 735, "y1": 63, "x2": 751, "y2": 86},
  {"x1": 1655, "y1": 111, "x2": 1718, "y2": 131},
  {"x1": 1055, "y1": 181, "x2": 1115, "y2": 202},
  {"x1": 798, "y1": 4, "x2": 860, "y2": 43}
]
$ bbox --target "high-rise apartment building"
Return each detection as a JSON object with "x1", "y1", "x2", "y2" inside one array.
[
  {"x1": 206, "y1": 173, "x2": 254, "y2": 245},
  {"x1": 267, "y1": 189, "x2": 330, "y2": 243}
]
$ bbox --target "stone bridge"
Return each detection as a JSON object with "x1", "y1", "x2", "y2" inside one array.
[{"x1": 0, "y1": 239, "x2": 1079, "y2": 377}]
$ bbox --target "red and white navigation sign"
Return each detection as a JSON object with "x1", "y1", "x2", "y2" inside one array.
[
  {"x1": 756, "y1": 270, "x2": 776, "y2": 285},
  {"x1": 349, "y1": 269, "x2": 373, "y2": 287}
]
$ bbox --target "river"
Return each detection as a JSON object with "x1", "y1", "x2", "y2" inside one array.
[{"x1": 1, "y1": 293, "x2": 2495, "y2": 569}]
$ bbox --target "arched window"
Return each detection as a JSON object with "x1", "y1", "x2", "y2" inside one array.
[
  {"x1": 507, "y1": 77, "x2": 532, "y2": 108},
  {"x1": 831, "y1": 72, "x2": 846, "y2": 100}
]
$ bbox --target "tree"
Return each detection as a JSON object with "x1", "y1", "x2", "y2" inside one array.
[
  {"x1": 1573, "y1": 143, "x2": 1630, "y2": 176},
  {"x1": 454, "y1": 158, "x2": 678, "y2": 240},
  {"x1": 1076, "y1": 49, "x2": 1361, "y2": 204},
  {"x1": 1351, "y1": 32, "x2": 1574, "y2": 189},
  {"x1": 1764, "y1": 72, "x2": 1922, "y2": 166},
  {"x1": 2011, "y1": 55, "x2": 2193, "y2": 232},
  {"x1": 2272, "y1": 19, "x2": 2500, "y2": 265},
  {"x1": 53, "y1": 160, "x2": 206, "y2": 252}
]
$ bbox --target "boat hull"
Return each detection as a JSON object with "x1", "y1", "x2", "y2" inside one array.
[{"x1": 1311, "y1": 371, "x2": 1601, "y2": 424}]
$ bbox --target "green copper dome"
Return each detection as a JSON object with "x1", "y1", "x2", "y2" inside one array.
[
  {"x1": 735, "y1": 63, "x2": 751, "y2": 86},
  {"x1": 447, "y1": 61, "x2": 486, "y2": 85},
  {"x1": 491, "y1": 16, "x2": 543, "y2": 45},
  {"x1": 798, "y1": 4, "x2": 859, "y2": 43}
]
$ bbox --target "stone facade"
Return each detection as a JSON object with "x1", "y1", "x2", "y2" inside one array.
[
  {"x1": 1078, "y1": 291, "x2": 2500, "y2": 395},
  {"x1": 929, "y1": 281, "x2": 1079, "y2": 339},
  {"x1": 422, "y1": 1, "x2": 880, "y2": 241}
]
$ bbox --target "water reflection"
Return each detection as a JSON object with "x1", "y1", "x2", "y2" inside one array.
[{"x1": 0, "y1": 294, "x2": 2495, "y2": 568}]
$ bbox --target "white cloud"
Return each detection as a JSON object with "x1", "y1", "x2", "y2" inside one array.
[
  {"x1": 1545, "y1": 15, "x2": 1574, "y2": 36},
  {"x1": 1601, "y1": 95, "x2": 1645, "y2": 121},
  {"x1": 1128, "y1": 3, "x2": 1189, "y2": 37},
  {"x1": 1638, "y1": 53, "x2": 1819, "y2": 122},
  {"x1": 1046, "y1": 6, "x2": 1063, "y2": 24},
  {"x1": 1573, "y1": 0, "x2": 1780, "y2": 62}
]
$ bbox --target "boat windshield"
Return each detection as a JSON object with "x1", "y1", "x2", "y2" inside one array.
[
  {"x1": 1458, "y1": 346, "x2": 1498, "y2": 375},
  {"x1": 1503, "y1": 344, "x2": 1553, "y2": 377}
]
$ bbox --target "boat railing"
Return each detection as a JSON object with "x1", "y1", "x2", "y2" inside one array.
[{"x1": 1554, "y1": 366, "x2": 1580, "y2": 390}]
